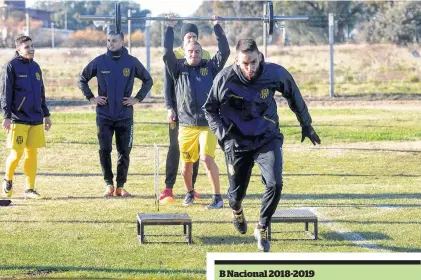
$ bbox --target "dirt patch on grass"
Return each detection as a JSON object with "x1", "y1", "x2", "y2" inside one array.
[{"x1": 26, "y1": 269, "x2": 54, "y2": 276}]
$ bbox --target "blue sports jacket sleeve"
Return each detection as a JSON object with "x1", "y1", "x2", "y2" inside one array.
[
  {"x1": 204, "y1": 75, "x2": 229, "y2": 141},
  {"x1": 78, "y1": 59, "x2": 97, "y2": 101},
  {"x1": 163, "y1": 66, "x2": 175, "y2": 109},
  {"x1": 0, "y1": 63, "x2": 13, "y2": 119},
  {"x1": 210, "y1": 24, "x2": 230, "y2": 76},
  {"x1": 278, "y1": 69, "x2": 312, "y2": 126},
  {"x1": 134, "y1": 59, "x2": 153, "y2": 102},
  {"x1": 163, "y1": 27, "x2": 181, "y2": 81}
]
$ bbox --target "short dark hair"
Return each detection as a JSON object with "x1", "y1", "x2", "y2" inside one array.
[
  {"x1": 236, "y1": 39, "x2": 259, "y2": 53},
  {"x1": 15, "y1": 35, "x2": 32, "y2": 48},
  {"x1": 185, "y1": 41, "x2": 202, "y2": 50},
  {"x1": 108, "y1": 31, "x2": 124, "y2": 40}
]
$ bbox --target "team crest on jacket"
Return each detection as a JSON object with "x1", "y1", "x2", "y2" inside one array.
[
  {"x1": 200, "y1": 68, "x2": 208, "y2": 76},
  {"x1": 260, "y1": 88, "x2": 269, "y2": 99},
  {"x1": 123, "y1": 68, "x2": 130, "y2": 77},
  {"x1": 35, "y1": 72, "x2": 41, "y2": 81}
]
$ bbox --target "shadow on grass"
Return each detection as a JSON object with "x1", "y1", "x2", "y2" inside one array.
[
  {"x1": 199, "y1": 235, "x2": 255, "y2": 245},
  {"x1": 2, "y1": 218, "x2": 419, "y2": 227},
  {"x1": 3, "y1": 171, "x2": 421, "y2": 178},
  {"x1": 281, "y1": 193, "x2": 421, "y2": 200},
  {"x1": 331, "y1": 93, "x2": 421, "y2": 100},
  {"x1": 0, "y1": 265, "x2": 205, "y2": 277},
  {"x1": 231, "y1": 193, "x2": 421, "y2": 201},
  {"x1": 372, "y1": 245, "x2": 421, "y2": 252},
  {"x1": 321, "y1": 219, "x2": 421, "y2": 225},
  {"x1": 258, "y1": 202, "x2": 421, "y2": 208},
  {"x1": 323, "y1": 231, "x2": 391, "y2": 241},
  {"x1": 309, "y1": 241, "x2": 421, "y2": 253}
]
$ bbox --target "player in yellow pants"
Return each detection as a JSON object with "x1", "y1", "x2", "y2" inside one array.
[
  {"x1": 4, "y1": 124, "x2": 48, "y2": 198},
  {"x1": 1, "y1": 35, "x2": 52, "y2": 199}
]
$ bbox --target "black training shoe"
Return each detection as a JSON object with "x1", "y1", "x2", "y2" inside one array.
[
  {"x1": 205, "y1": 196, "x2": 224, "y2": 209},
  {"x1": 182, "y1": 192, "x2": 195, "y2": 207},
  {"x1": 2, "y1": 179, "x2": 12, "y2": 198},
  {"x1": 254, "y1": 226, "x2": 270, "y2": 252},
  {"x1": 232, "y1": 210, "x2": 247, "y2": 234}
]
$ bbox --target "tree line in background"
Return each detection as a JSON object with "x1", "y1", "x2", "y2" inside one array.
[{"x1": 1, "y1": 1, "x2": 421, "y2": 47}]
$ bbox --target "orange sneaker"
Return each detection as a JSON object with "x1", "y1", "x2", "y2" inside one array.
[
  {"x1": 115, "y1": 188, "x2": 131, "y2": 197},
  {"x1": 159, "y1": 188, "x2": 176, "y2": 203},
  {"x1": 104, "y1": 185, "x2": 114, "y2": 197}
]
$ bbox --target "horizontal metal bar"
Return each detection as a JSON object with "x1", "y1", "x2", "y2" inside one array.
[
  {"x1": 79, "y1": 15, "x2": 309, "y2": 23},
  {"x1": 273, "y1": 16, "x2": 308, "y2": 21},
  {"x1": 128, "y1": 16, "x2": 308, "y2": 22},
  {"x1": 130, "y1": 16, "x2": 265, "y2": 21},
  {"x1": 79, "y1": 15, "x2": 115, "y2": 22}
]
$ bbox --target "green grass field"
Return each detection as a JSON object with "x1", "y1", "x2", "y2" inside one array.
[{"x1": 0, "y1": 104, "x2": 420, "y2": 279}]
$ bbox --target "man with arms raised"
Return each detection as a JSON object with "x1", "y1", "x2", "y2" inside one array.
[
  {"x1": 163, "y1": 16, "x2": 230, "y2": 208},
  {"x1": 159, "y1": 23, "x2": 212, "y2": 204}
]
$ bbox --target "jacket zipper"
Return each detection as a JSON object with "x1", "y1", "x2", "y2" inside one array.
[
  {"x1": 28, "y1": 62, "x2": 34, "y2": 106},
  {"x1": 17, "y1": 97, "x2": 26, "y2": 111}
]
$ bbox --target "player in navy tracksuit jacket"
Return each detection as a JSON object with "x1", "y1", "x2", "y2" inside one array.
[
  {"x1": 1, "y1": 35, "x2": 51, "y2": 199},
  {"x1": 78, "y1": 31, "x2": 153, "y2": 197},
  {"x1": 204, "y1": 39, "x2": 320, "y2": 252}
]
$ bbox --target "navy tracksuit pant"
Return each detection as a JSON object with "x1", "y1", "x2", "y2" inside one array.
[
  {"x1": 225, "y1": 138, "x2": 283, "y2": 228},
  {"x1": 97, "y1": 117, "x2": 133, "y2": 188}
]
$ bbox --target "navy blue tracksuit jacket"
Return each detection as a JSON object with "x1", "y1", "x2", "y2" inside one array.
[
  {"x1": 204, "y1": 62, "x2": 313, "y2": 152},
  {"x1": 0, "y1": 52, "x2": 50, "y2": 125},
  {"x1": 163, "y1": 25, "x2": 230, "y2": 127},
  {"x1": 78, "y1": 47, "x2": 153, "y2": 121}
]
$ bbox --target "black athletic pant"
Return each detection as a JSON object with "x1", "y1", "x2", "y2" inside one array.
[
  {"x1": 97, "y1": 117, "x2": 133, "y2": 188},
  {"x1": 165, "y1": 121, "x2": 199, "y2": 189},
  {"x1": 225, "y1": 138, "x2": 283, "y2": 228}
]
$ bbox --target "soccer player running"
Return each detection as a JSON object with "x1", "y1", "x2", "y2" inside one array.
[
  {"x1": 204, "y1": 39, "x2": 320, "y2": 252},
  {"x1": 1, "y1": 35, "x2": 52, "y2": 199},
  {"x1": 159, "y1": 23, "x2": 212, "y2": 204},
  {"x1": 163, "y1": 16, "x2": 230, "y2": 209},
  {"x1": 78, "y1": 31, "x2": 153, "y2": 197}
]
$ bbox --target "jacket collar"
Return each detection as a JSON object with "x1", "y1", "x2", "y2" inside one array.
[
  {"x1": 233, "y1": 62, "x2": 265, "y2": 85},
  {"x1": 183, "y1": 59, "x2": 207, "y2": 68},
  {"x1": 106, "y1": 47, "x2": 128, "y2": 60},
  {"x1": 14, "y1": 51, "x2": 32, "y2": 63}
]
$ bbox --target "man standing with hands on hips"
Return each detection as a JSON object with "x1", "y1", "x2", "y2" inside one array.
[{"x1": 78, "y1": 31, "x2": 153, "y2": 197}]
